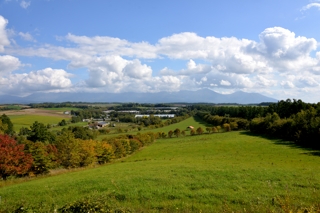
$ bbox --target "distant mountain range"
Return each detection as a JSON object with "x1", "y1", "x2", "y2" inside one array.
[{"x1": 0, "y1": 89, "x2": 277, "y2": 104}]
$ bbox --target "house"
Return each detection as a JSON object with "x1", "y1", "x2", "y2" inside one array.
[
  {"x1": 87, "y1": 121, "x2": 109, "y2": 129},
  {"x1": 187, "y1": 126, "x2": 194, "y2": 130},
  {"x1": 97, "y1": 121, "x2": 109, "y2": 128}
]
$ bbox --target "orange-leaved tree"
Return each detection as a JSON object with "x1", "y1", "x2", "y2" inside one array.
[{"x1": 0, "y1": 134, "x2": 33, "y2": 180}]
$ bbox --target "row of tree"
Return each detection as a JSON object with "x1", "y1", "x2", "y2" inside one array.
[
  {"x1": 195, "y1": 99, "x2": 320, "y2": 149},
  {"x1": 0, "y1": 131, "x2": 157, "y2": 180},
  {"x1": 250, "y1": 108, "x2": 320, "y2": 148},
  {"x1": 189, "y1": 99, "x2": 320, "y2": 120}
]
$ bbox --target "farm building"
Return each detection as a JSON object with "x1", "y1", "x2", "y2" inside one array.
[
  {"x1": 97, "y1": 121, "x2": 109, "y2": 128},
  {"x1": 135, "y1": 114, "x2": 175, "y2": 118},
  {"x1": 87, "y1": 121, "x2": 109, "y2": 129},
  {"x1": 118, "y1": 110, "x2": 140, "y2": 114}
]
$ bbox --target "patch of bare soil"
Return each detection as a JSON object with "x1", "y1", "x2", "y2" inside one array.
[{"x1": 3, "y1": 109, "x2": 71, "y2": 118}]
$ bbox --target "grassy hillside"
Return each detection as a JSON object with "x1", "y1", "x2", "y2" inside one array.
[
  {"x1": 97, "y1": 116, "x2": 209, "y2": 140},
  {"x1": 1, "y1": 131, "x2": 320, "y2": 212}
]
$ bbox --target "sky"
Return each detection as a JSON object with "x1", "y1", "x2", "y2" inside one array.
[{"x1": 0, "y1": 0, "x2": 320, "y2": 103}]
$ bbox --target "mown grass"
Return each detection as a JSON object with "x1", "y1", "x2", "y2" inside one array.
[
  {"x1": 50, "y1": 121, "x2": 88, "y2": 131},
  {"x1": 1, "y1": 131, "x2": 320, "y2": 212},
  {"x1": 9, "y1": 115, "x2": 65, "y2": 132}
]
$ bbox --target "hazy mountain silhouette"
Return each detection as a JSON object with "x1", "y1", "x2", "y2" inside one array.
[{"x1": 0, "y1": 89, "x2": 277, "y2": 104}]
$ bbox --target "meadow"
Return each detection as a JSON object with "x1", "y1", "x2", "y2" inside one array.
[
  {"x1": 8, "y1": 115, "x2": 66, "y2": 132},
  {"x1": 40, "y1": 107, "x2": 81, "y2": 112},
  {"x1": 1, "y1": 130, "x2": 320, "y2": 212}
]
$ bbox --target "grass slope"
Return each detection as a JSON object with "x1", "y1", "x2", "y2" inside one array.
[
  {"x1": 97, "y1": 116, "x2": 209, "y2": 140},
  {"x1": 1, "y1": 131, "x2": 320, "y2": 212}
]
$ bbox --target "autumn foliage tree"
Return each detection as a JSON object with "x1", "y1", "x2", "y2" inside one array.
[
  {"x1": 95, "y1": 142, "x2": 114, "y2": 164},
  {"x1": 0, "y1": 134, "x2": 33, "y2": 180},
  {"x1": 24, "y1": 141, "x2": 58, "y2": 175}
]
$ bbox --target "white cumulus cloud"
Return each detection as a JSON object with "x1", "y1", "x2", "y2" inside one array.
[
  {"x1": 301, "y1": 3, "x2": 320, "y2": 11},
  {"x1": 19, "y1": 32, "x2": 35, "y2": 42},
  {"x1": 0, "y1": 16, "x2": 10, "y2": 51},
  {"x1": 220, "y1": 80, "x2": 231, "y2": 86},
  {"x1": 3, "y1": 20, "x2": 320, "y2": 101},
  {"x1": 0, "y1": 68, "x2": 73, "y2": 95},
  {"x1": 0, "y1": 55, "x2": 22, "y2": 73},
  {"x1": 123, "y1": 59, "x2": 152, "y2": 79}
]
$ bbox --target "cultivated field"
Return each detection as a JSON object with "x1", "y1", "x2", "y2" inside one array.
[
  {"x1": 3, "y1": 108, "x2": 71, "y2": 117},
  {"x1": 1, "y1": 130, "x2": 319, "y2": 212},
  {"x1": 4, "y1": 108, "x2": 70, "y2": 132}
]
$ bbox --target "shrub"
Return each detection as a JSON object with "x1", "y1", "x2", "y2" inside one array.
[
  {"x1": 173, "y1": 128, "x2": 181, "y2": 137},
  {"x1": 59, "y1": 194, "x2": 132, "y2": 213},
  {"x1": 129, "y1": 139, "x2": 142, "y2": 153},
  {"x1": 79, "y1": 139, "x2": 96, "y2": 167},
  {"x1": 223, "y1": 123, "x2": 231, "y2": 132},
  {"x1": 190, "y1": 129, "x2": 196, "y2": 136},
  {"x1": 196, "y1": 127, "x2": 204, "y2": 135},
  {"x1": 212, "y1": 127, "x2": 218, "y2": 133},
  {"x1": 95, "y1": 142, "x2": 114, "y2": 164},
  {"x1": 229, "y1": 122, "x2": 238, "y2": 130}
]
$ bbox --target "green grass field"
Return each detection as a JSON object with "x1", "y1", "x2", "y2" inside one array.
[
  {"x1": 1, "y1": 129, "x2": 320, "y2": 212},
  {"x1": 9, "y1": 115, "x2": 66, "y2": 132},
  {"x1": 0, "y1": 105, "x2": 22, "y2": 110},
  {"x1": 40, "y1": 107, "x2": 81, "y2": 112},
  {"x1": 50, "y1": 121, "x2": 88, "y2": 131}
]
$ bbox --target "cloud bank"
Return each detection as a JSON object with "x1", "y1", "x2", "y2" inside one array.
[{"x1": 1, "y1": 15, "x2": 320, "y2": 102}]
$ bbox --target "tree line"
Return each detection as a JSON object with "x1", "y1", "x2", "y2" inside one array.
[
  {"x1": 196, "y1": 99, "x2": 320, "y2": 149},
  {"x1": 0, "y1": 121, "x2": 157, "y2": 180}
]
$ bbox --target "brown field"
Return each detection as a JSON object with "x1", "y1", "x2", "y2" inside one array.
[{"x1": 2, "y1": 108, "x2": 70, "y2": 118}]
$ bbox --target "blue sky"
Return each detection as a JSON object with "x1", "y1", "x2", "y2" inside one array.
[{"x1": 0, "y1": 0, "x2": 320, "y2": 102}]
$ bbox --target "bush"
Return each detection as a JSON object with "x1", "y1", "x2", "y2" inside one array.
[
  {"x1": 223, "y1": 123, "x2": 231, "y2": 132},
  {"x1": 212, "y1": 127, "x2": 218, "y2": 133},
  {"x1": 190, "y1": 129, "x2": 196, "y2": 136},
  {"x1": 129, "y1": 139, "x2": 142, "y2": 153},
  {"x1": 96, "y1": 142, "x2": 114, "y2": 164},
  {"x1": 59, "y1": 194, "x2": 132, "y2": 213}
]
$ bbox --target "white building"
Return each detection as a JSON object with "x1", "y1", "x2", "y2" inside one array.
[{"x1": 135, "y1": 114, "x2": 175, "y2": 118}]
